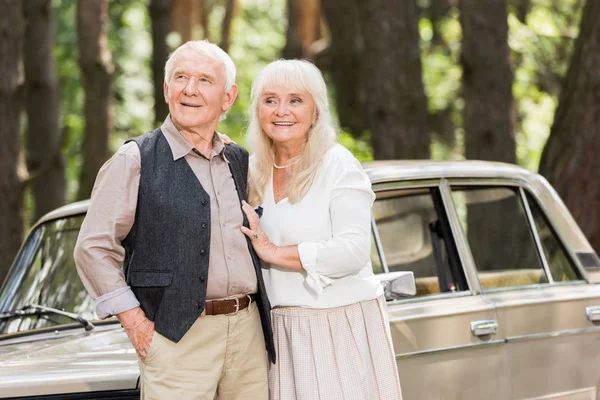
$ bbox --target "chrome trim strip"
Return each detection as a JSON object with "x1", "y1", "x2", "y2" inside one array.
[
  {"x1": 385, "y1": 289, "x2": 474, "y2": 307},
  {"x1": 506, "y1": 326, "x2": 600, "y2": 343},
  {"x1": 371, "y1": 214, "x2": 389, "y2": 273},
  {"x1": 396, "y1": 339, "x2": 505, "y2": 359},
  {"x1": 525, "y1": 387, "x2": 597, "y2": 400},
  {"x1": 372, "y1": 180, "x2": 440, "y2": 191},
  {"x1": 440, "y1": 179, "x2": 481, "y2": 294},
  {"x1": 480, "y1": 280, "x2": 588, "y2": 294},
  {"x1": 520, "y1": 187, "x2": 554, "y2": 283}
]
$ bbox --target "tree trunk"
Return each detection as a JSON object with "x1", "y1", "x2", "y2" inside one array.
[
  {"x1": 220, "y1": 0, "x2": 237, "y2": 53},
  {"x1": 460, "y1": 0, "x2": 517, "y2": 272},
  {"x1": 460, "y1": 0, "x2": 516, "y2": 163},
  {"x1": 170, "y1": 0, "x2": 206, "y2": 44},
  {"x1": 0, "y1": 0, "x2": 25, "y2": 283},
  {"x1": 76, "y1": 0, "x2": 113, "y2": 201},
  {"x1": 320, "y1": 0, "x2": 365, "y2": 136},
  {"x1": 150, "y1": 0, "x2": 170, "y2": 124},
  {"x1": 510, "y1": 0, "x2": 530, "y2": 24},
  {"x1": 539, "y1": 0, "x2": 600, "y2": 253},
  {"x1": 23, "y1": 0, "x2": 65, "y2": 221},
  {"x1": 357, "y1": 0, "x2": 429, "y2": 159},
  {"x1": 282, "y1": 0, "x2": 320, "y2": 59}
]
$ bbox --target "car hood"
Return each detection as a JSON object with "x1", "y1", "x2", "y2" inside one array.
[{"x1": 0, "y1": 324, "x2": 139, "y2": 398}]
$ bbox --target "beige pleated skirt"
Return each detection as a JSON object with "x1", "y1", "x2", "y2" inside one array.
[{"x1": 269, "y1": 296, "x2": 403, "y2": 400}]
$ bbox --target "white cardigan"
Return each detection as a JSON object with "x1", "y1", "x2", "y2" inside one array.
[{"x1": 257, "y1": 144, "x2": 383, "y2": 308}]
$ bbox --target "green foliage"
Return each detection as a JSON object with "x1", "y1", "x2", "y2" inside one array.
[
  {"x1": 107, "y1": 0, "x2": 154, "y2": 144},
  {"x1": 416, "y1": 0, "x2": 582, "y2": 168},
  {"x1": 215, "y1": 0, "x2": 287, "y2": 146},
  {"x1": 49, "y1": 0, "x2": 584, "y2": 205},
  {"x1": 419, "y1": 7, "x2": 464, "y2": 160},
  {"x1": 508, "y1": 0, "x2": 582, "y2": 171},
  {"x1": 53, "y1": 0, "x2": 153, "y2": 201},
  {"x1": 53, "y1": 0, "x2": 83, "y2": 200}
]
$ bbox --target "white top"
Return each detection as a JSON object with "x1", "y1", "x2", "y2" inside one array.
[{"x1": 257, "y1": 144, "x2": 383, "y2": 308}]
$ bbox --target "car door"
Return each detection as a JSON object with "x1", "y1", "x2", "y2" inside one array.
[
  {"x1": 371, "y1": 179, "x2": 512, "y2": 400},
  {"x1": 447, "y1": 181, "x2": 600, "y2": 400}
]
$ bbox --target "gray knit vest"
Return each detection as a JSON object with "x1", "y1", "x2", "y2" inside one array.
[{"x1": 122, "y1": 128, "x2": 275, "y2": 363}]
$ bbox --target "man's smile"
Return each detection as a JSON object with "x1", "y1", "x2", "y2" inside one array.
[{"x1": 181, "y1": 102, "x2": 201, "y2": 108}]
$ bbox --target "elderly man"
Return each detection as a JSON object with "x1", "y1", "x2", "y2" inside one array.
[{"x1": 74, "y1": 40, "x2": 274, "y2": 399}]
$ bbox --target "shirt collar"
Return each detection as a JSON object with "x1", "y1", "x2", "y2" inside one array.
[{"x1": 161, "y1": 115, "x2": 229, "y2": 163}]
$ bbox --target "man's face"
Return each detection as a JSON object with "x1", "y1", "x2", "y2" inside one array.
[{"x1": 164, "y1": 50, "x2": 237, "y2": 132}]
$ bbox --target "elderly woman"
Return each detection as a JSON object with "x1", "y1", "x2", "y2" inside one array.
[{"x1": 239, "y1": 59, "x2": 403, "y2": 400}]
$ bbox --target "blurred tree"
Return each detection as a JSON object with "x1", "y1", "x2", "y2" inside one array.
[
  {"x1": 428, "y1": 0, "x2": 454, "y2": 51},
  {"x1": 76, "y1": 0, "x2": 114, "y2": 200},
  {"x1": 170, "y1": 0, "x2": 207, "y2": 43},
  {"x1": 320, "y1": 0, "x2": 365, "y2": 137},
  {"x1": 220, "y1": 0, "x2": 237, "y2": 53},
  {"x1": 0, "y1": 0, "x2": 25, "y2": 282},
  {"x1": 357, "y1": 0, "x2": 429, "y2": 159},
  {"x1": 150, "y1": 0, "x2": 170, "y2": 124},
  {"x1": 460, "y1": 0, "x2": 518, "y2": 272},
  {"x1": 460, "y1": 0, "x2": 516, "y2": 163},
  {"x1": 539, "y1": 0, "x2": 600, "y2": 252},
  {"x1": 510, "y1": 0, "x2": 531, "y2": 23},
  {"x1": 23, "y1": 0, "x2": 66, "y2": 222},
  {"x1": 282, "y1": 0, "x2": 321, "y2": 59}
]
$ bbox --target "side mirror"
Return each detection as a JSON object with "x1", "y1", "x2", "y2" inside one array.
[{"x1": 378, "y1": 271, "x2": 416, "y2": 301}]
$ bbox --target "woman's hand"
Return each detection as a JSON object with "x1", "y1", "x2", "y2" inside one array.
[{"x1": 240, "y1": 200, "x2": 278, "y2": 263}]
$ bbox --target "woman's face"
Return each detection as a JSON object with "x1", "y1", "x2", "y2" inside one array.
[{"x1": 258, "y1": 85, "x2": 317, "y2": 149}]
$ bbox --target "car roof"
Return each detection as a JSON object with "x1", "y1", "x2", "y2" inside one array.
[
  {"x1": 362, "y1": 160, "x2": 537, "y2": 184},
  {"x1": 35, "y1": 160, "x2": 540, "y2": 226}
]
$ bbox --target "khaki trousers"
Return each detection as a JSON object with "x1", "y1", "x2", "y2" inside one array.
[{"x1": 139, "y1": 301, "x2": 268, "y2": 400}]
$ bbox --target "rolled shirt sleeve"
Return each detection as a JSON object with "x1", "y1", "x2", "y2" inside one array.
[
  {"x1": 74, "y1": 142, "x2": 141, "y2": 318},
  {"x1": 297, "y1": 153, "x2": 375, "y2": 295}
]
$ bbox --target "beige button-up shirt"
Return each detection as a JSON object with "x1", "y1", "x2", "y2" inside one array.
[{"x1": 74, "y1": 116, "x2": 257, "y2": 319}]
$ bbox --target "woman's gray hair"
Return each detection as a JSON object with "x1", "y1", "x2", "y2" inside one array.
[
  {"x1": 164, "y1": 40, "x2": 236, "y2": 92},
  {"x1": 246, "y1": 59, "x2": 337, "y2": 205}
]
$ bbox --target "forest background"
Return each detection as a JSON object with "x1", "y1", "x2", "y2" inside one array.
[{"x1": 0, "y1": 0, "x2": 599, "y2": 284}]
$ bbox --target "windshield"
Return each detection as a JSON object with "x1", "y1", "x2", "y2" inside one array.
[{"x1": 0, "y1": 214, "x2": 97, "y2": 334}]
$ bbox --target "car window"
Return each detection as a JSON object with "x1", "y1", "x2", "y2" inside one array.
[
  {"x1": 450, "y1": 186, "x2": 581, "y2": 291},
  {"x1": 371, "y1": 187, "x2": 468, "y2": 297},
  {"x1": 525, "y1": 192, "x2": 581, "y2": 282},
  {"x1": 0, "y1": 215, "x2": 97, "y2": 334}
]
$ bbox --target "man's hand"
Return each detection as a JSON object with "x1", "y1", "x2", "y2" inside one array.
[
  {"x1": 117, "y1": 307, "x2": 155, "y2": 360},
  {"x1": 218, "y1": 132, "x2": 235, "y2": 144}
]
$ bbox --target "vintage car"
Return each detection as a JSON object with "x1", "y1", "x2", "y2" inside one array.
[{"x1": 1, "y1": 160, "x2": 599, "y2": 399}]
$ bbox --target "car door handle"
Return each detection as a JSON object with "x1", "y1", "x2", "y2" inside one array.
[
  {"x1": 586, "y1": 306, "x2": 600, "y2": 322},
  {"x1": 470, "y1": 320, "x2": 498, "y2": 337}
]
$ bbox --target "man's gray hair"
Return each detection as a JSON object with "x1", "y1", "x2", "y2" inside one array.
[{"x1": 164, "y1": 40, "x2": 236, "y2": 92}]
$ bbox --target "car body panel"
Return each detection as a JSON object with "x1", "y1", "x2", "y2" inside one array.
[
  {"x1": 482, "y1": 285, "x2": 600, "y2": 398},
  {"x1": 388, "y1": 294, "x2": 512, "y2": 399},
  {"x1": 0, "y1": 323, "x2": 138, "y2": 397}
]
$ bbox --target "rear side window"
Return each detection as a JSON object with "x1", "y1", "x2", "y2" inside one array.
[
  {"x1": 371, "y1": 187, "x2": 467, "y2": 297},
  {"x1": 525, "y1": 192, "x2": 580, "y2": 282},
  {"x1": 450, "y1": 186, "x2": 581, "y2": 291}
]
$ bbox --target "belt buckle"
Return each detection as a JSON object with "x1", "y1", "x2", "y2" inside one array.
[{"x1": 225, "y1": 296, "x2": 240, "y2": 316}]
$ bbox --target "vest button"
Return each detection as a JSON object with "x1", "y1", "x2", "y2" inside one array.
[
  {"x1": 197, "y1": 302, "x2": 203, "y2": 309},
  {"x1": 201, "y1": 222, "x2": 207, "y2": 228},
  {"x1": 201, "y1": 199, "x2": 207, "y2": 205},
  {"x1": 200, "y1": 249, "x2": 206, "y2": 255},
  {"x1": 199, "y1": 275, "x2": 206, "y2": 282}
]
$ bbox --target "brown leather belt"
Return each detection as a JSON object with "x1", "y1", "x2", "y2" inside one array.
[{"x1": 204, "y1": 294, "x2": 256, "y2": 316}]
